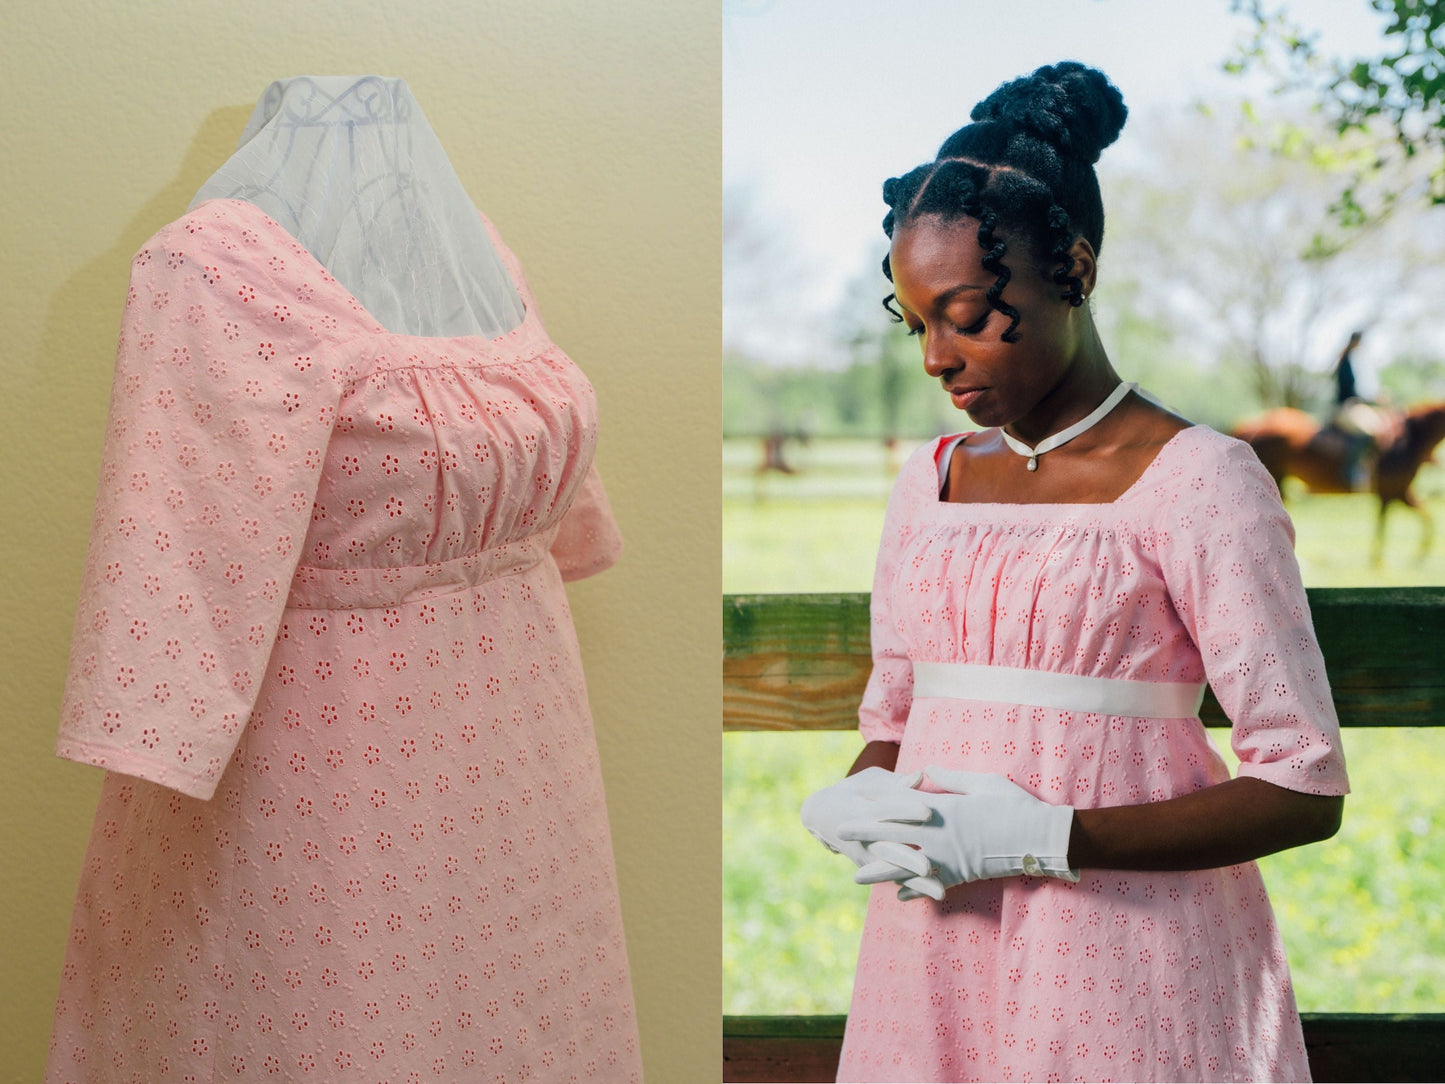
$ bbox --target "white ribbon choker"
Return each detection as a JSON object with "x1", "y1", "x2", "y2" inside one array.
[{"x1": 1000, "y1": 382, "x2": 1136, "y2": 471}]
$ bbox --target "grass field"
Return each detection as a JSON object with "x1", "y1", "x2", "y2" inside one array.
[{"x1": 723, "y1": 437, "x2": 1445, "y2": 1015}]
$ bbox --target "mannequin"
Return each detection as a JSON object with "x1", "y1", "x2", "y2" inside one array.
[
  {"x1": 48, "y1": 77, "x2": 639, "y2": 1082},
  {"x1": 191, "y1": 75, "x2": 524, "y2": 338}
]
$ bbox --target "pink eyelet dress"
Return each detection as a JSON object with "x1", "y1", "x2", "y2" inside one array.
[
  {"x1": 836, "y1": 427, "x2": 1349, "y2": 1083},
  {"x1": 47, "y1": 199, "x2": 641, "y2": 1083}
]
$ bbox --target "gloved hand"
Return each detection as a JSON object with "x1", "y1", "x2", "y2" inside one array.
[
  {"x1": 800, "y1": 767, "x2": 943, "y2": 899},
  {"x1": 838, "y1": 767, "x2": 1078, "y2": 899}
]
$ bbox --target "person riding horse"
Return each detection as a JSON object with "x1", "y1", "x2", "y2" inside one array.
[{"x1": 1327, "y1": 330, "x2": 1391, "y2": 491}]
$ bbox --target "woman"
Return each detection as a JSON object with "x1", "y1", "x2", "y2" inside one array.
[{"x1": 802, "y1": 62, "x2": 1348, "y2": 1082}]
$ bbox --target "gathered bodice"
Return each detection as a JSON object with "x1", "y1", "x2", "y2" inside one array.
[
  {"x1": 858, "y1": 425, "x2": 1348, "y2": 798},
  {"x1": 303, "y1": 346, "x2": 595, "y2": 569},
  {"x1": 886, "y1": 476, "x2": 1208, "y2": 685}
]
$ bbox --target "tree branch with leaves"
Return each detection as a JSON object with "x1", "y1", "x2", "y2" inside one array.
[{"x1": 1229, "y1": 0, "x2": 1445, "y2": 222}]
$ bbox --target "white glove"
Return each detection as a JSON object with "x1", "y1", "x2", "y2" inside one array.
[
  {"x1": 799, "y1": 767, "x2": 943, "y2": 899},
  {"x1": 838, "y1": 767, "x2": 1078, "y2": 898}
]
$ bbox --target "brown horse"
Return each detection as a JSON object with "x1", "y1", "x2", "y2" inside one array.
[{"x1": 1233, "y1": 402, "x2": 1445, "y2": 563}]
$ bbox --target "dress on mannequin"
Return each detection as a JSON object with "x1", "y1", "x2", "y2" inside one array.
[{"x1": 47, "y1": 77, "x2": 641, "y2": 1082}]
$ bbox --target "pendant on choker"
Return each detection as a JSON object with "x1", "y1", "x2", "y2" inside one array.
[{"x1": 1000, "y1": 382, "x2": 1135, "y2": 472}]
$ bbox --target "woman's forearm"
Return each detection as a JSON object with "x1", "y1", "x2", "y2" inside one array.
[
  {"x1": 1067, "y1": 776, "x2": 1343, "y2": 871},
  {"x1": 847, "y1": 740, "x2": 900, "y2": 776},
  {"x1": 844, "y1": 744, "x2": 1342, "y2": 871}
]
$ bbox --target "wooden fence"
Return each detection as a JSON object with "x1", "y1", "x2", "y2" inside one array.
[{"x1": 722, "y1": 587, "x2": 1445, "y2": 1082}]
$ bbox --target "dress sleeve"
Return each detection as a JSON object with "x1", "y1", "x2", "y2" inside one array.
[
  {"x1": 56, "y1": 210, "x2": 343, "y2": 800},
  {"x1": 1155, "y1": 432, "x2": 1349, "y2": 796},
  {"x1": 857, "y1": 442, "x2": 936, "y2": 745},
  {"x1": 549, "y1": 462, "x2": 623, "y2": 581}
]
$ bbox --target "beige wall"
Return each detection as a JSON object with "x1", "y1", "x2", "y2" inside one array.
[{"x1": 0, "y1": 2, "x2": 719, "y2": 1080}]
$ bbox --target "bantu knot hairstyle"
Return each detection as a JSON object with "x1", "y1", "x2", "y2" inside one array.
[{"x1": 881, "y1": 61, "x2": 1126, "y2": 342}]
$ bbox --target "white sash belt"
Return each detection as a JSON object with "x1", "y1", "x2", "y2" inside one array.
[{"x1": 911, "y1": 662, "x2": 1206, "y2": 719}]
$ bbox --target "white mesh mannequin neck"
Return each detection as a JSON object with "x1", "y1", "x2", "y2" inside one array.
[{"x1": 190, "y1": 75, "x2": 525, "y2": 339}]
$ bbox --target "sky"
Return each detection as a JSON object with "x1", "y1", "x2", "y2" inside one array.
[{"x1": 723, "y1": 0, "x2": 1400, "y2": 366}]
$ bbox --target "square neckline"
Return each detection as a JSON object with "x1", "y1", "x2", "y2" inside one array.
[
  {"x1": 932, "y1": 423, "x2": 1197, "y2": 512},
  {"x1": 193, "y1": 197, "x2": 540, "y2": 348}
]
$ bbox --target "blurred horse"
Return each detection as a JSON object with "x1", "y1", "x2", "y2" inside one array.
[{"x1": 1232, "y1": 401, "x2": 1445, "y2": 563}]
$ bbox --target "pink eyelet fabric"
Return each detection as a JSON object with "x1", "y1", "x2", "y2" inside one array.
[
  {"x1": 840, "y1": 427, "x2": 1347, "y2": 1083},
  {"x1": 47, "y1": 199, "x2": 639, "y2": 1083}
]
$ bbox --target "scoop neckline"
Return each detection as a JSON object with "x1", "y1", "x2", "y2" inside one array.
[
  {"x1": 192, "y1": 197, "x2": 539, "y2": 347},
  {"x1": 931, "y1": 423, "x2": 1197, "y2": 512}
]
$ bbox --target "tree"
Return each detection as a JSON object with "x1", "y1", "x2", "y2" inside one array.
[
  {"x1": 1229, "y1": 0, "x2": 1445, "y2": 222},
  {"x1": 723, "y1": 183, "x2": 828, "y2": 367},
  {"x1": 1100, "y1": 107, "x2": 1445, "y2": 411}
]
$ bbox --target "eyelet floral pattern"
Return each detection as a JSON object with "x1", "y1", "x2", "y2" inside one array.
[
  {"x1": 48, "y1": 199, "x2": 639, "y2": 1082},
  {"x1": 839, "y1": 427, "x2": 1348, "y2": 1083}
]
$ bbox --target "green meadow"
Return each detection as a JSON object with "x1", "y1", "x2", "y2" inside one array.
[{"x1": 723, "y1": 437, "x2": 1445, "y2": 1015}]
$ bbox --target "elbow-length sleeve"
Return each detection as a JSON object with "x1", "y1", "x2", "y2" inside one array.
[
  {"x1": 56, "y1": 210, "x2": 344, "y2": 800},
  {"x1": 549, "y1": 462, "x2": 623, "y2": 581},
  {"x1": 1155, "y1": 432, "x2": 1349, "y2": 796},
  {"x1": 858, "y1": 441, "x2": 936, "y2": 745}
]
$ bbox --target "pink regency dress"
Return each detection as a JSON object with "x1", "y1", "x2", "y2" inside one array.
[
  {"x1": 837, "y1": 427, "x2": 1349, "y2": 1084},
  {"x1": 48, "y1": 198, "x2": 641, "y2": 1083}
]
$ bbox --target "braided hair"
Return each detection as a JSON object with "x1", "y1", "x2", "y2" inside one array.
[{"x1": 882, "y1": 62, "x2": 1127, "y2": 343}]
